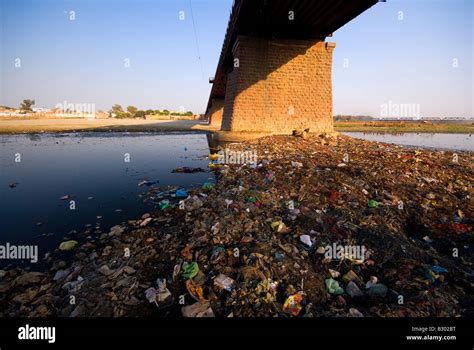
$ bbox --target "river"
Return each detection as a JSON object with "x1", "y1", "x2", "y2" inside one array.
[
  {"x1": 344, "y1": 132, "x2": 473, "y2": 152},
  {"x1": 0, "y1": 132, "x2": 213, "y2": 267}
]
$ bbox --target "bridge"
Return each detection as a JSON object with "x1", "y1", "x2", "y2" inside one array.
[{"x1": 205, "y1": 0, "x2": 377, "y2": 135}]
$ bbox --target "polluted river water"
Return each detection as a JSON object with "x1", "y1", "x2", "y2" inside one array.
[
  {"x1": 344, "y1": 132, "x2": 473, "y2": 152},
  {"x1": 0, "y1": 132, "x2": 213, "y2": 267}
]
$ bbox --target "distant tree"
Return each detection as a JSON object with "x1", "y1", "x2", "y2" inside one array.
[
  {"x1": 145, "y1": 109, "x2": 154, "y2": 115},
  {"x1": 135, "y1": 110, "x2": 146, "y2": 119},
  {"x1": 154, "y1": 110, "x2": 161, "y2": 115},
  {"x1": 110, "y1": 104, "x2": 124, "y2": 116},
  {"x1": 20, "y1": 99, "x2": 35, "y2": 112},
  {"x1": 116, "y1": 112, "x2": 131, "y2": 119},
  {"x1": 127, "y1": 106, "x2": 138, "y2": 116},
  {"x1": 162, "y1": 109, "x2": 170, "y2": 115},
  {"x1": 185, "y1": 111, "x2": 193, "y2": 116}
]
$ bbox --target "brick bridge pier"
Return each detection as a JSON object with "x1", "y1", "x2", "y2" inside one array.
[{"x1": 205, "y1": 0, "x2": 377, "y2": 139}]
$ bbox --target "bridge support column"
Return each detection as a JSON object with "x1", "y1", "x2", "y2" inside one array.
[
  {"x1": 221, "y1": 36, "x2": 335, "y2": 134},
  {"x1": 206, "y1": 98, "x2": 224, "y2": 128}
]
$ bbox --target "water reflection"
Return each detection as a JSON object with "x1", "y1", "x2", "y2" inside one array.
[{"x1": 344, "y1": 132, "x2": 473, "y2": 152}]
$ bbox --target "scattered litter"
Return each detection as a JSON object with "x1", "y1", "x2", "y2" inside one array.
[
  {"x1": 283, "y1": 292, "x2": 305, "y2": 316},
  {"x1": 139, "y1": 217, "x2": 153, "y2": 227},
  {"x1": 186, "y1": 279, "x2": 205, "y2": 301},
  {"x1": 181, "y1": 301, "x2": 214, "y2": 317},
  {"x1": 368, "y1": 199, "x2": 379, "y2": 208},
  {"x1": 202, "y1": 182, "x2": 215, "y2": 190},
  {"x1": 58, "y1": 240, "x2": 78, "y2": 251},
  {"x1": 138, "y1": 180, "x2": 157, "y2": 187},
  {"x1": 172, "y1": 167, "x2": 206, "y2": 173},
  {"x1": 291, "y1": 161, "x2": 303, "y2": 168},
  {"x1": 349, "y1": 308, "x2": 364, "y2": 317},
  {"x1": 325, "y1": 278, "x2": 344, "y2": 295},
  {"x1": 299, "y1": 235, "x2": 313, "y2": 247},
  {"x1": 367, "y1": 284, "x2": 388, "y2": 297},
  {"x1": 346, "y1": 281, "x2": 364, "y2": 298},
  {"x1": 182, "y1": 262, "x2": 199, "y2": 279},
  {"x1": 175, "y1": 189, "x2": 188, "y2": 198},
  {"x1": 214, "y1": 274, "x2": 235, "y2": 292},
  {"x1": 145, "y1": 279, "x2": 172, "y2": 308},
  {"x1": 1, "y1": 133, "x2": 471, "y2": 318}
]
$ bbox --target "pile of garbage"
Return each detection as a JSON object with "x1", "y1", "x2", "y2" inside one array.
[{"x1": 0, "y1": 133, "x2": 472, "y2": 317}]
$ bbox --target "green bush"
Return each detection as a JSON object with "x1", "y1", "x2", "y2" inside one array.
[{"x1": 135, "y1": 110, "x2": 146, "y2": 119}]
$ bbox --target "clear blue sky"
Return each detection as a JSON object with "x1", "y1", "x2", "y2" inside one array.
[{"x1": 0, "y1": 0, "x2": 472, "y2": 117}]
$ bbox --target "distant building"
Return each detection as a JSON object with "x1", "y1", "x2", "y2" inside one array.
[{"x1": 32, "y1": 107, "x2": 51, "y2": 113}]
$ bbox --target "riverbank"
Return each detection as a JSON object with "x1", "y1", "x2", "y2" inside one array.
[
  {"x1": 335, "y1": 121, "x2": 474, "y2": 134},
  {"x1": 0, "y1": 118, "x2": 217, "y2": 134},
  {"x1": 0, "y1": 118, "x2": 472, "y2": 134},
  {"x1": 0, "y1": 134, "x2": 472, "y2": 317}
]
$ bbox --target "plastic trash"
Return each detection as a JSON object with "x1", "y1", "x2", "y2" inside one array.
[
  {"x1": 145, "y1": 279, "x2": 172, "y2": 308},
  {"x1": 349, "y1": 308, "x2": 364, "y2": 317},
  {"x1": 139, "y1": 217, "x2": 152, "y2": 227},
  {"x1": 176, "y1": 189, "x2": 188, "y2": 198},
  {"x1": 299, "y1": 235, "x2": 313, "y2": 247},
  {"x1": 172, "y1": 167, "x2": 205, "y2": 173},
  {"x1": 346, "y1": 281, "x2": 364, "y2": 297},
  {"x1": 202, "y1": 182, "x2": 215, "y2": 190},
  {"x1": 365, "y1": 276, "x2": 378, "y2": 289},
  {"x1": 325, "y1": 278, "x2": 344, "y2": 295},
  {"x1": 368, "y1": 199, "x2": 379, "y2": 208},
  {"x1": 186, "y1": 279, "x2": 205, "y2": 301},
  {"x1": 367, "y1": 283, "x2": 388, "y2": 297},
  {"x1": 182, "y1": 262, "x2": 199, "y2": 279},
  {"x1": 431, "y1": 265, "x2": 448, "y2": 274},
  {"x1": 271, "y1": 221, "x2": 290, "y2": 233},
  {"x1": 291, "y1": 161, "x2": 303, "y2": 168},
  {"x1": 158, "y1": 199, "x2": 170, "y2": 210},
  {"x1": 214, "y1": 274, "x2": 235, "y2": 292},
  {"x1": 283, "y1": 292, "x2": 305, "y2": 316},
  {"x1": 138, "y1": 180, "x2": 157, "y2": 187},
  {"x1": 58, "y1": 240, "x2": 78, "y2": 251},
  {"x1": 342, "y1": 270, "x2": 362, "y2": 284},
  {"x1": 181, "y1": 301, "x2": 215, "y2": 317}
]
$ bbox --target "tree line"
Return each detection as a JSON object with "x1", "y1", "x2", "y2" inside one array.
[{"x1": 109, "y1": 105, "x2": 193, "y2": 119}]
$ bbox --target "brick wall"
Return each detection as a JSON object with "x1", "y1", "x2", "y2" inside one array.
[
  {"x1": 206, "y1": 98, "x2": 224, "y2": 128},
  {"x1": 221, "y1": 36, "x2": 335, "y2": 134}
]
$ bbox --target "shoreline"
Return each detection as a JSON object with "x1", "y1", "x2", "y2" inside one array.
[
  {"x1": 0, "y1": 118, "x2": 472, "y2": 134},
  {"x1": 0, "y1": 118, "x2": 218, "y2": 134},
  {"x1": 0, "y1": 134, "x2": 472, "y2": 317}
]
